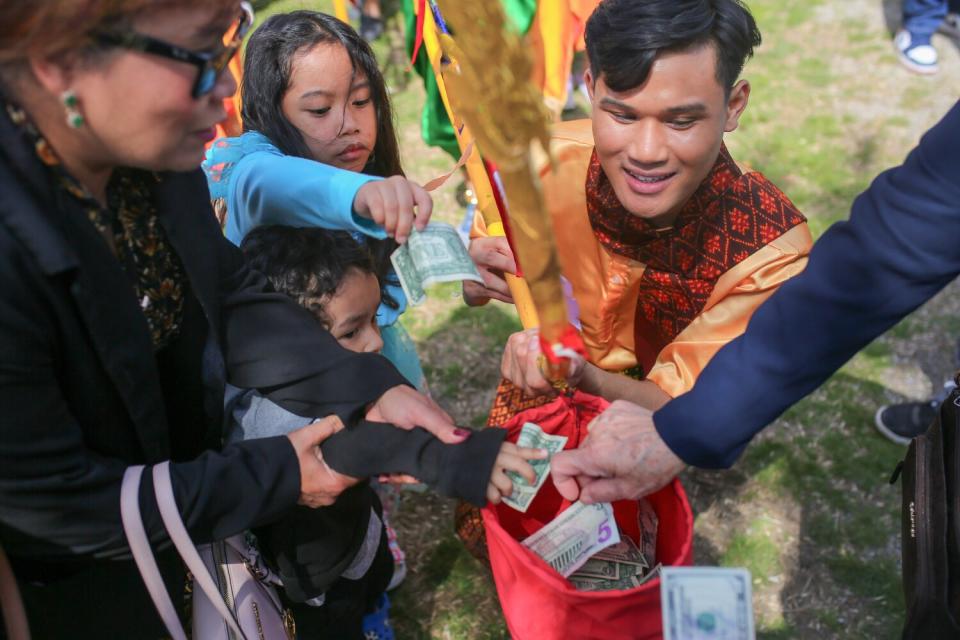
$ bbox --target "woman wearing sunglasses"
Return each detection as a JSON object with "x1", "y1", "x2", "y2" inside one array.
[{"x1": 0, "y1": 2, "x2": 460, "y2": 636}]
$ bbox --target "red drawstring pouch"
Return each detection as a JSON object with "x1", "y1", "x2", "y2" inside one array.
[{"x1": 482, "y1": 391, "x2": 694, "y2": 640}]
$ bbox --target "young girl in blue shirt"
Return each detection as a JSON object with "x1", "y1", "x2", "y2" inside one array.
[{"x1": 203, "y1": 11, "x2": 430, "y2": 392}]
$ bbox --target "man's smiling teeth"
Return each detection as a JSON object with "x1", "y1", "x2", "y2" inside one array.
[{"x1": 625, "y1": 169, "x2": 671, "y2": 183}]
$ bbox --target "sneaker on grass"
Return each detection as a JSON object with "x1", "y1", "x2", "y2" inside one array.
[
  {"x1": 894, "y1": 29, "x2": 939, "y2": 75},
  {"x1": 875, "y1": 401, "x2": 938, "y2": 445}
]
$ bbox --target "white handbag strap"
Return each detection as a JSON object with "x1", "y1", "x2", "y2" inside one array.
[
  {"x1": 151, "y1": 461, "x2": 248, "y2": 640},
  {"x1": 120, "y1": 465, "x2": 188, "y2": 640}
]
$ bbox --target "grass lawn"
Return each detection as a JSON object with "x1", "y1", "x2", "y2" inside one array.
[{"x1": 251, "y1": 1, "x2": 960, "y2": 637}]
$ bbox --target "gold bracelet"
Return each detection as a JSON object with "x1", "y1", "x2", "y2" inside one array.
[{"x1": 537, "y1": 354, "x2": 574, "y2": 395}]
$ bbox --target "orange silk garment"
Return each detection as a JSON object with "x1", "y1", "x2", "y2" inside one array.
[{"x1": 473, "y1": 119, "x2": 813, "y2": 399}]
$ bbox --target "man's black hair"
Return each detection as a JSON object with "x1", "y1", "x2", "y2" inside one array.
[
  {"x1": 241, "y1": 225, "x2": 398, "y2": 327},
  {"x1": 585, "y1": 0, "x2": 762, "y2": 93}
]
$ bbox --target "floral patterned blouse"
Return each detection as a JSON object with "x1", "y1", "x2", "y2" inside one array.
[{"x1": 5, "y1": 101, "x2": 185, "y2": 350}]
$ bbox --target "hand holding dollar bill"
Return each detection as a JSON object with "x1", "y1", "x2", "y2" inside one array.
[
  {"x1": 503, "y1": 422, "x2": 568, "y2": 512},
  {"x1": 390, "y1": 222, "x2": 483, "y2": 305},
  {"x1": 522, "y1": 501, "x2": 620, "y2": 577}
]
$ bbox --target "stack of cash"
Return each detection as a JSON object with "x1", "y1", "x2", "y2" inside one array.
[
  {"x1": 566, "y1": 498, "x2": 661, "y2": 591},
  {"x1": 522, "y1": 501, "x2": 621, "y2": 576},
  {"x1": 568, "y1": 537, "x2": 662, "y2": 591},
  {"x1": 636, "y1": 496, "x2": 658, "y2": 566}
]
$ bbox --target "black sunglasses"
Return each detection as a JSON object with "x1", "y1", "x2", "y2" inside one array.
[{"x1": 95, "y1": 2, "x2": 254, "y2": 98}]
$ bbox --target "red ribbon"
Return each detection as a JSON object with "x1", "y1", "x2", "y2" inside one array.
[
  {"x1": 538, "y1": 325, "x2": 587, "y2": 366},
  {"x1": 410, "y1": 0, "x2": 427, "y2": 66},
  {"x1": 483, "y1": 159, "x2": 525, "y2": 278}
]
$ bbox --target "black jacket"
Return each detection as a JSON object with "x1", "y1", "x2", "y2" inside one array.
[{"x1": 0, "y1": 105, "x2": 405, "y2": 635}]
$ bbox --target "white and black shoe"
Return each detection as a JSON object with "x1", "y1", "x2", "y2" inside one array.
[
  {"x1": 894, "y1": 29, "x2": 940, "y2": 75},
  {"x1": 875, "y1": 401, "x2": 938, "y2": 445}
]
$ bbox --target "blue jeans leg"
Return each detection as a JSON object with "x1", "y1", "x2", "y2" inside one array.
[{"x1": 903, "y1": 0, "x2": 948, "y2": 42}]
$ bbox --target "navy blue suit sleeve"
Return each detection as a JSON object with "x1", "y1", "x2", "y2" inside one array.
[{"x1": 654, "y1": 101, "x2": 960, "y2": 468}]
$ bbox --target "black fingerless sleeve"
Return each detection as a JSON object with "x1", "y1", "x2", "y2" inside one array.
[{"x1": 320, "y1": 422, "x2": 507, "y2": 506}]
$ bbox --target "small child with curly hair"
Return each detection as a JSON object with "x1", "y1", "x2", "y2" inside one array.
[{"x1": 228, "y1": 225, "x2": 544, "y2": 639}]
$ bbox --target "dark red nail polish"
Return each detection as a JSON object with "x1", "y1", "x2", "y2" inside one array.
[{"x1": 454, "y1": 428, "x2": 472, "y2": 438}]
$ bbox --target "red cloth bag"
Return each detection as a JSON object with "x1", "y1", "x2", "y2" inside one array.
[{"x1": 482, "y1": 391, "x2": 694, "y2": 640}]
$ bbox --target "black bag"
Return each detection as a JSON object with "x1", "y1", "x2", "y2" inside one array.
[{"x1": 892, "y1": 383, "x2": 960, "y2": 638}]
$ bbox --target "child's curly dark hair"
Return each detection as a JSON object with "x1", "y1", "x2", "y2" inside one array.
[{"x1": 241, "y1": 225, "x2": 399, "y2": 328}]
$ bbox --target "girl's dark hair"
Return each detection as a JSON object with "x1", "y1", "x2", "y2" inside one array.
[
  {"x1": 241, "y1": 225, "x2": 398, "y2": 327},
  {"x1": 241, "y1": 10, "x2": 403, "y2": 288},
  {"x1": 585, "y1": 0, "x2": 761, "y2": 94},
  {"x1": 241, "y1": 10, "x2": 403, "y2": 177}
]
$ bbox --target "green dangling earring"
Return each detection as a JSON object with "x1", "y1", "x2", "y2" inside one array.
[{"x1": 61, "y1": 90, "x2": 84, "y2": 128}]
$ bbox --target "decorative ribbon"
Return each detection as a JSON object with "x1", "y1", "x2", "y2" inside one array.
[
  {"x1": 410, "y1": 0, "x2": 428, "y2": 65},
  {"x1": 482, "y1": 159, "x2": 524, "y2": 278},
  {"x1": 421, "y1": 141, "x2": 473, "y2": 192}
]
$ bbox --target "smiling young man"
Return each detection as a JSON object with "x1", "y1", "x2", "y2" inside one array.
[{"x1": 468, "y1": 0, "x2": 813, "y2": 422}]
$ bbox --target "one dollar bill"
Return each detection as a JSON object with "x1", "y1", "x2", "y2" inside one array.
[
  {"x1": 389, "y1": 222, "x2": 482, "y2": 306},
  {"x1": 660, "y1": 567, "x2": 755, "y2": 640},
  {"x1": 503, "y1": 422, "x2": 568, "y2": 513},
  {"x1": 522, "y1": 501, "x2": 620, "y2": 577}
]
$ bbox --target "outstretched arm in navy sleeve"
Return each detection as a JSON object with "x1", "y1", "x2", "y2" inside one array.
[{"x1": 655, "y1": 102, "x2": 960, "y2": 468}]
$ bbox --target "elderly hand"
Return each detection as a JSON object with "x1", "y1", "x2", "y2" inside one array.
[
  {"x1": 500, "y1": 328, "x2": 587, "y2": 397},
  {"x1": 550, "y1": 400, "x2": 685, "y2": 503},
  {"x1": 353, "y1": 176, "x2": 433, "y2": 244},
  {"x1": 463, "y1": 236, "x2": 516, "y2": 305},
  {"x1": 287, "y1": 415, "x2": 358, "y2": 508},
  {"x1": 366, "y1": 384, "x2": 469, "y2": 444}
]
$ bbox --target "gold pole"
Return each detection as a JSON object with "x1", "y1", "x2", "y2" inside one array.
[
  {"x1": 436, "y1": 1, "x2": 573, "y2": 378},
  {"x1": 417, "y1": 3, "x2": 540, "y2": 328},
  {"x1": 333, "y1": 0, "x2": 350, "y2": 23}
]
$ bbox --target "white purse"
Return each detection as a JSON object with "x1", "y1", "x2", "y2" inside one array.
[{"x1": 120, "y1": 462, "x2": 296, "y2": 640}]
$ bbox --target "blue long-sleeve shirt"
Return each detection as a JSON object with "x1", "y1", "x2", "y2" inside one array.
[
  {"x1": 203, "y1": 132, "x2": 406, "y2": 325},
  {"x1": 655, "y1": 101, "x2": 960, "y2": 468}
]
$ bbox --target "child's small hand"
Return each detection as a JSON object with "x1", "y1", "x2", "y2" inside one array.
[
  {"x1": 487, "y1": 442, "x2": 549, "y2": 505},
  {"x1": 353, "y1": 176, "x2": 433, "y2": 244}
]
